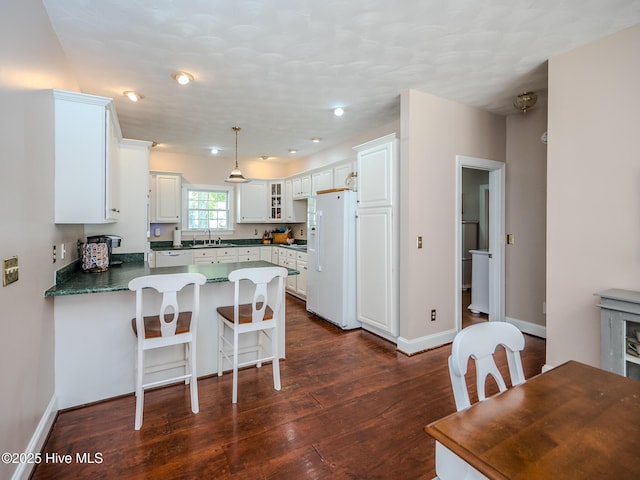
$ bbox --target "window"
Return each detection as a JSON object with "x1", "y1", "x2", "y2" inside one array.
[{"x1": 182, "y1": 184, "x2": 234, "y2": 232}]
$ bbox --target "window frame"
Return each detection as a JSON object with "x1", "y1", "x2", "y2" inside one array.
[{"x1": 181, "y1": 183, "x2": 235, "y2": 234}]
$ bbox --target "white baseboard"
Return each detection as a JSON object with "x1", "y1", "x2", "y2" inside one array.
[
  {"x1": 506, "y1": 316, "x2": 547, "y2": 339},
  {"x1": 12, "y1": 395, "x2": 57, "y2": 480},
  {"x1": 396, "y1": 329, "x2": 457, "y2": 355}
]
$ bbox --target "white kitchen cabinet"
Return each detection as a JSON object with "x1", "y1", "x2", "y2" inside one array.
[
  {"x1": 193, "y1": 248, "x2": 217, "y2": 264},
  {"x1": 333, "y1": 162, "x2": 355, "y2": 190},
  {"x1": 53, "y1": 90, "x2": 122, "y2": 224},
  {"x1": 292, "y1": 174, "x2": 311, "y2": 198},
  {"x1": 355, "y1": 134, "x2": 397, "y2": 208},
  {"x1": 216, "y1": 247, "x2": 239, "y2": 263},
  {"x1": 295, "y1": 252, "x2": 307, "y2": 298},
  {"x1": 285, "y1": 179, "x2": 306, "y2": 223},
  {"x1": 260, "y1": 247, "x2": 273, "y2": 261},
  {"x1": 237, "y1": 181, "x2": 268, "y2": 222},
  {"x1": 150, "y1": 172, "x2": 181, "y2": 223},
  {"x1": 354, "y1": 134, "x2": 399, "y2": 339},
  {"x1": 237, "y1": 246, "x2": 260, "y2": 262},
  {"x1": 268, "y1": 181, "x2": 284, "y2": 222},
  {"x1": 312, "y1": 169, "x2": 333, "y2": 195}
]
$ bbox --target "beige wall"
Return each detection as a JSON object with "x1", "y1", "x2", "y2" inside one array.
[
  {"x1": 546, "y1": 24, "x2": 640, "y2": 368},
  {"x1": 0, "y1": 1, "x2": 83, "y2": 478},
  {"x1": 505, "y1": 106, "x2": 548, "y2": 329},
  {"x1": 399, "y1": 89, "x2": 506, "y2": 342}
]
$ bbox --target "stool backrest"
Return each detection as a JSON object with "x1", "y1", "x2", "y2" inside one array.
[
  {"x1": 228, "y1": 267, "x2": 288, "y2": 324},
  {"x1": 128, "y1": 273, "x2": 207, "y2": 338}
]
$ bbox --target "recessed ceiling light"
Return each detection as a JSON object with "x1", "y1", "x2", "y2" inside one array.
[
  {"x1": 172, "y1": 71, "x2": 194, "y2": 85},
  {"x1": 210, "y1": 147, "x2": 219, "y2": 155},
  {"x1": 123, "y1": 91, "x2": 143, "y2": 102},
  {"x1": 311, "y1": 137, "x2": 321, "y2": 143},
  {"x1": 333, "y1": 107, "x2": 344, "y2": 117},
  {"x1": 288, "y1": 149, "x2": 297, "y2": 154},
  {"x1": 260, "y1": 155, "x2": 270, "y2": 160}
]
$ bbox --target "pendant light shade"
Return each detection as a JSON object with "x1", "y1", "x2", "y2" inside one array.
[{"x1": 225, "y1": 126, "x2": 249, "y2": 183}]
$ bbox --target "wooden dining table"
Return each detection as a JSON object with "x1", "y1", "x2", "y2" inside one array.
[{"x1": 425, "y1": 360, "x2": 640, "y2": 479}]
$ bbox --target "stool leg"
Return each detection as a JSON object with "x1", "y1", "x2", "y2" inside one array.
[
  {"x1": 135, "y1": 346, "x2": 144, "y2": 430},
  {"x1": 271, "y1": 328, "x2": 281, "y2": 391},
  {"x1": 232, "y1": 327, "x2": 239, "y2": 403},
  {"x1": 188, "y1": 341, "x2": 199, "y2": 413}
]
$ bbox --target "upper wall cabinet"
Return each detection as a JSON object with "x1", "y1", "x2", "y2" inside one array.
[
  {"x1": 312, "y1": 169, "x2": 333, "y2": 195},
  {"x1": 150, "y1": 172, "x2": 181, "y2": 223},
  {"x1": 237, "y1": 181, "x2": 268, "y2": 223},
  {"x1": 268, "y1": 181, "x2": 284, "y2": 222},
  {"x1": 354, "y1": 134, "x2": 397, "y2": 209},
  {"x1": 333, "y1": 162, "x2": 355, "y2": 190},
  {"x1": 292, "y1": 174, "x2": 311, "y2": 198},
  {"x1": 285, "y1": 179, "x2": 306, "y2": 223},
  {"x1": 53, "y1": 90, "x2": 121, "y2": 224}
]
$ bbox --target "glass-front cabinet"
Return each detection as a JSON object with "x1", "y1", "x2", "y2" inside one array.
[{"x1": 269, "y1": 181, "x2": 284, "y2": 222}]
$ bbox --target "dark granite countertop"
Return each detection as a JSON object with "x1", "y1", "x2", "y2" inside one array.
[
  {"x1": 150, "y1": 239, "x2": 307, "y2": 252},
  {"x1": 45, "y1": 260, "x2": 298, "y2": 297}
]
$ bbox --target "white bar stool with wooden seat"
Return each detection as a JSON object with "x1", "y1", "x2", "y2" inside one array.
[
  {"x1": 128, "y1": 272, "x2": 206, "y2": 430},
  {"x1": 217, "y1": 266, "x2": 288, "y2": 403}
]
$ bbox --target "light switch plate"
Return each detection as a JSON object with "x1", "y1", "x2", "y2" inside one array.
[{"x1": 3, "y1": 256, "x2": 19, "y2": 286}]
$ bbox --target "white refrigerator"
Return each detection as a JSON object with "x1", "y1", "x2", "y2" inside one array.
[{"x1": 306, "y1": 190, "x2": 360, "y2": 329}]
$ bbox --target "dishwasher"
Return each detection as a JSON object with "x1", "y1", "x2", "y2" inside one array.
[{"x1": 154, "y1": 250, "x2": 194, "y2": 267}]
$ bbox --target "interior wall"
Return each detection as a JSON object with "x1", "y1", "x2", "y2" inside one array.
[
  {"x1": 399, "y1": 89, "x2": 506, "y2": 342},
  {"x1": 0, "y1": 1, "x2": 81, "y2": 478},
  {"x1": 546, "y1": 24, "x2": 640, "y2": 368},
  {"x1": 505, "y1": 105, "x2": 548, "y2": 329},
  {"x1": 150, "y1": 150, "x2": 301, "y2": 241}
]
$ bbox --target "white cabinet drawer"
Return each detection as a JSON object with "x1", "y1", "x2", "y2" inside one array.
[
  {"x1": 296, "y1": 252, "x2": 307, "y2": 261},
  {"x1": 237, "y1": 246, "x2": 260, "y2": 256},
  {"x1": 239, "y1": 253, "x2": 260, "y2": 262}
]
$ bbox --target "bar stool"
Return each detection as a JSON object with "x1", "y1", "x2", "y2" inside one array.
[
  {"x1": 128, "y1": 272, "x2": 206, "y2": 430},
  {"x1": 217, "y1": 266, "x2": 287, "y2": 403}
]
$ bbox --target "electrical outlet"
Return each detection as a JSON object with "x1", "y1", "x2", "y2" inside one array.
[
  {"x1": 3, "y1": 256, "x2": 19, "y2": 286},
  {"x1": 52, "y1": 245, "x2": 57, "y2": 263},
  {"x1": 430, "y1": 309, "x2": 436, "y2": 321},
  {"x1": 300, "y1": 228, "x2": 304, "y2": 236},
  {"x1": 507, "y1": 233, "x2": 515, "y2": 245},
  {"x1": 417, "y1": 236, "x2": 423, "y2": 249},
  {"x1": 60, "y1": 243, "x2": 66, "y2": 260}
]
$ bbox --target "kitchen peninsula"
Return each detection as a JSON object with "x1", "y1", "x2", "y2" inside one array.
[{"x1": 45, "y1": 259, "x2": 297, "y2": 409}]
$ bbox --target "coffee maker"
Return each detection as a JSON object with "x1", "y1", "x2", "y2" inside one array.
[{"x1": 86, "y1": 235, "x2": 122, "y2": 267}]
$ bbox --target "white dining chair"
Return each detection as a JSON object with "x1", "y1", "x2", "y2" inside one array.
[
  {"x1": 217, "y1": 266, "x2": 288, "y2": 403},
  {"x1": 448, "y1": 321, "x2": 525, "y2": 411},
  {"x1": 128, "y1": 272, "x2": 207, "y2": 430}
]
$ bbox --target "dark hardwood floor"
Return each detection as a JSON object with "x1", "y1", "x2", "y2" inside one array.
[
  {"x1": 32, "y1": 295, "x2": 545, "y2": 480},
  {"x1": 461, "y1": 289, "x2": 488, "y2": 328}
]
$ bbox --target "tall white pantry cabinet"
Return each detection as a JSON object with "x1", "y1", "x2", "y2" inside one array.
[{"x1": 354, "y1": 134, "x2": 399, "y2": 339}]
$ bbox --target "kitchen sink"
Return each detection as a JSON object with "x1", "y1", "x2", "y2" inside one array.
[{"x1": 190, "y1": 243, "x2": 237, "y2": 248}]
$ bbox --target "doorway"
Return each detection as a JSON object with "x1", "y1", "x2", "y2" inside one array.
[{"x1": 455, "y1": 156, "x2": 505, "y2": 330}]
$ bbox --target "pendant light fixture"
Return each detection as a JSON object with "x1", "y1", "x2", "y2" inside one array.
[{"x1": 225, "y1": 126, "x2": 250, "y2": 183}]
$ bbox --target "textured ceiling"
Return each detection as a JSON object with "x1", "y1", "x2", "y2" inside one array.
[{"x1": 42, "y1": 0, "x2": 640, "y2": 163}]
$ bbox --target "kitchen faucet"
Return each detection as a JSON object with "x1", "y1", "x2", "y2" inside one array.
[{"x1": 207, "y1": 229, "x2": 212, "y2": 245}]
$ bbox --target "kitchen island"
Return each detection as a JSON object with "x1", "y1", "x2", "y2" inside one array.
[{"x1": 45, "y1": 260, "x2": 297, "y2": 408}]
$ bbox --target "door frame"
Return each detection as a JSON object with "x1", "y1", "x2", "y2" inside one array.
[{"x1": 455, "y1": 156, "x2": 505, "y2": 328}]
